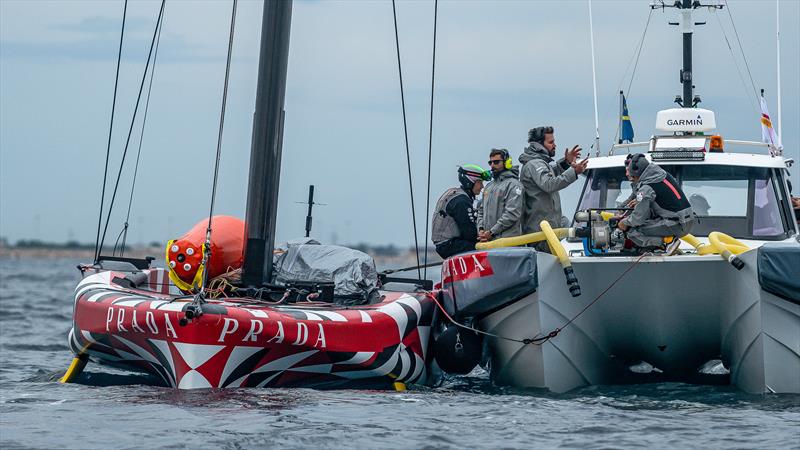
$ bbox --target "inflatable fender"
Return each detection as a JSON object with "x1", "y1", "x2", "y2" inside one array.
[{"x1": 166, "y1": 215, "x2": 245, "y2": 292}]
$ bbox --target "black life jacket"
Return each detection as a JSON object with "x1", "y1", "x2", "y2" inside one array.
[{"x1": 645, "y1": 172, "x2": 691, "y2": 213}]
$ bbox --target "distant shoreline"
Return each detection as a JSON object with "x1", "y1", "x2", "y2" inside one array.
[
  {"x1": 0, "y1": 246, "x2": 162, "y2": 260},
  {"x1": 0, "y1": 244, "x2": 438, "y2": 273}
]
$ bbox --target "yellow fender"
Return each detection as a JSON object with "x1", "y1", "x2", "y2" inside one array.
[{"x1": 540, "y1": 220, "x2": 581, "y2": 297}]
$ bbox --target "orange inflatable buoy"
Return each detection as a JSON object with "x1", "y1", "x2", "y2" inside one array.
[{"x1": 165, "y1": 215, "x2": 245, "y2": 292}]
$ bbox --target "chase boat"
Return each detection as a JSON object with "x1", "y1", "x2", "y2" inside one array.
[
  {"x1": 431, "y1": 0, "x2": 799, "y2": 395},
  {"x1": 453, "y1": 108, "x2": 799, "y2": 394}
]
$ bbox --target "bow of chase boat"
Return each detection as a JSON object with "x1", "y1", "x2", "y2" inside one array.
[
  {"x1": 437, "y1": 107, "x2": 799, "y2": 394},
  {"x1": 68, "y1": 261, "x2": 437, "y2": 389}
]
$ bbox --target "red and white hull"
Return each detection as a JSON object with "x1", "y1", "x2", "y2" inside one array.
[{"x1": 69, "y1": 268, "x2": 437, "y2": 389}]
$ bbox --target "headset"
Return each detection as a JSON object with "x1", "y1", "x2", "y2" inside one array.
[
  {"x1": 492, "y1": 148, "x2": 513, "y2": 170},
  {"x1": 527, "y1": 126, "x2": 554, "y2": 145}
]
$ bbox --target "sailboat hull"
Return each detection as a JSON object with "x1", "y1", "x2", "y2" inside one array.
[
  {"x1": 480, "y1": 249, "x2": 800, "y2": 393},
  {"x1": 68, "y1": 268, "x2": 437, "y2": 389}
]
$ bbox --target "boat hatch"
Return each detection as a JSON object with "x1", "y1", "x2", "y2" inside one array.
[{"x1": 575, "y1": 164, "x2": 795, "y2": 240}]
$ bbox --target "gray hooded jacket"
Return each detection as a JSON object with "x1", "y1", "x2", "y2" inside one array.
[
  {"x1": 518, "y1": 142, "x2": 578, "y2": 234},
  {"x1": 477, "y1": 166, "x2": 523, "y2": 238},
  {"x1": 621, "y1": 162, "x2": 694, "y2": 229}
]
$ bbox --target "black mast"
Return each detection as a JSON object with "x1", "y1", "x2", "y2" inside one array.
[
  {"x1": 242, "y1": 0, "x2": 293, "y2": 287},
  {"x1": 680, "y1": 0, "x2": 693, "y2": 108},
  {"x1": 655, "y1": 0, "x2": 723, "y2": 108}
]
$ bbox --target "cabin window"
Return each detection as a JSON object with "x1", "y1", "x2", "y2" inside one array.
[
  {"x1": 681, "y1": 179, "x2": 748, "y2": 217},
  {"x1": 576, "y1": 164, "x2": 790, "y2": 240}
]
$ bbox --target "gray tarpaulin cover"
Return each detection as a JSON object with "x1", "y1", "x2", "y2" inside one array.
[
  {"x1": 273, "y1": 238, "x2": 380, "y2": 303},
  {"x1": 757, "y1": 243, "x2": 800, "y2": 304},
  {"x1": 440, "y1": 247, "x2": 538, "y2": 319}
]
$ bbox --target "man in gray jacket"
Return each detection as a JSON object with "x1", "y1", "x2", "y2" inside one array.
[
  {"x1": 477, "y1": 148, "x2": 523, "y2": 241},
  {"x1": 519, "y1": 126, "x2": 588, "y2": 238},
  {"x1": 617, "y1": 154, "x2": 695, "y2": 251}
]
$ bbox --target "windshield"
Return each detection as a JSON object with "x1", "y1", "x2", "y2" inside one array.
[{"x1": 576, "y1": 164, "x2": 792, "y2": 240}]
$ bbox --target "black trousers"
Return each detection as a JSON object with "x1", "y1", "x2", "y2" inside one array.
[{"x1": 435, "y1": 239, "x2": 476, "y2": 259}]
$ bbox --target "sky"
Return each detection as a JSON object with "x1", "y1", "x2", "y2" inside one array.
[{"x1": 1, "y1": 0, "x2": 798, "y2": 249}]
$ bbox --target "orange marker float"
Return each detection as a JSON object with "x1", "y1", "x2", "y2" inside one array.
[{"x1": 165, "y1": 215, "x2": 245, "y2": 292}]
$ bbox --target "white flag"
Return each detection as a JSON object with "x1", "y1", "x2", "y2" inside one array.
[{"x1": 760, "y1": 95, "x2": 782, "y2": 149}]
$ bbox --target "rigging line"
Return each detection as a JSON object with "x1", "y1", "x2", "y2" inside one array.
[
  {"x1": 391, "y1": 0, "x2": 422, "y2": 280},
  {"x1": 714, "y1": 9, "x2": 759, "y2": 116},
  {"x1": 625, "y1": 8, "x2": 652, "y2": 100},
  {"x1": 615, "y1": 8, "x2": 653, "y2": 96},
  {"x1": 94, "y1": 0, "x2": 128, "y2": 264},
  {"x1": 723, "y1": 1, "x2": 759, "y2": 103},
  {"x1": 198, "y1": 0, "x2": 238, "y2": 295},
  {"x1": 97, "y1": 0, "x2": 166, "y2": 259},
  {"x1": 423, "y1": 0, "x2": 438, "y2": 280},
  {"x1": 613, "y1": 8, "x2": 652, "y2": 145},
  {"x1": 120, "y1": 5, "x2": 166, "y2": 257}
]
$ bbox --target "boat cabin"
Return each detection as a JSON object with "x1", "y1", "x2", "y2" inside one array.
[{"x1": 575, "y1": 109, "x2": 797, "y2": 241}]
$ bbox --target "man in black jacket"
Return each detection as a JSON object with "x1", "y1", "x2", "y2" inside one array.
[{"x1": 432, "y1": 164, "x2": 490, "y2": 259}]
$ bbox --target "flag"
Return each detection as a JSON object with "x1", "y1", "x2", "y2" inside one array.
[
  {"x1": 620, "y1": 95, "x2": 634, "y2": 143},
  {"x1": 760, "y1": 94, "x2": 782, "y2": 149}
]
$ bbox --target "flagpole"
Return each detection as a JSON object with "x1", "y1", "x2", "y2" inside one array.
[
  {"x1": 588, "y1": 0, "x2": 600, "y2": 156},
  {"x1": 776, "y1": 0, "x2": 782, "y2": 147},
  {"x1": 618, "y1": 91, "x2": 623, "y2": 144}
]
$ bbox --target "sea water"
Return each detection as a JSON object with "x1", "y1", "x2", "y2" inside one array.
[{"x1": 1, "y1": 257, "x2": 798, "y2": 449}]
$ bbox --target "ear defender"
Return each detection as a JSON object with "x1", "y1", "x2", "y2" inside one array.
[{"x1": 505, "y1": 156, "x2": 513, "y2": 170}]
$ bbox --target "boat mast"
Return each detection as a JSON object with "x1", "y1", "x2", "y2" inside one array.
[
  {"x1": 241, "y1": 0, "x2": 293, "y2": 287},
  {"x1": 653, "y1": 0, "x2": 723, "y2": 108},
  {"x1": 679, "y1": 0, "x2": 693, "y2": 108}
]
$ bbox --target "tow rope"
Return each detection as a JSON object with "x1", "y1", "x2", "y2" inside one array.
[{"x1": 431, "y1": 253, "x2": 649, "y2": 346}]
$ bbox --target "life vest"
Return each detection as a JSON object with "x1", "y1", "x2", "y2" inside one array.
[
  {"x1": 432, "y1": 187, "x2": 470, "y2": 244},
  {"x1": 645, "y1": 172, "x2": 691, "y2": 213}
]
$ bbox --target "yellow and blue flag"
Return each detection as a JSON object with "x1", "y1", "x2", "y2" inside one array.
[{"x1": 620, "y1": 95, "x2": 634, "y2": 143}]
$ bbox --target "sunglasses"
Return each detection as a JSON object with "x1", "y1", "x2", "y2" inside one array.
[{"x1": 488, "y1": 159, "x2": 504, "y2": 165}]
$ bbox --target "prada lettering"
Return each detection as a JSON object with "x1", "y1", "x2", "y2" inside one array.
[{"x1": 104, "y1": 307, "x2": 326, "y2": 348}]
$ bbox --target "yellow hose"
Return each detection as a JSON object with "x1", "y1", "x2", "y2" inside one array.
[
  {"x1": 475, "y1": 228, "x2": 569, "y2": 250},
  {"x1": 540, "y1": 221, "x2": 570, "y2": 267},
  {"x1": 681, "y1": 232, "x2": 749, "y2": 270},
  {"x1": 708, "y1": 232, "x2": 749, "y2": 255},
  {"x1": 540, "y1": 220, "x2": 581, "y2": 297}
]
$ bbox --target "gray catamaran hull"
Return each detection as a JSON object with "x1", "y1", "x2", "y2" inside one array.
[{"x1": 480, "y1": 250, "x2": 800, "y2": 394}]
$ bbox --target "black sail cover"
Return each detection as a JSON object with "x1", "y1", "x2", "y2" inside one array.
[
  {"x1": 273, "y1": 238, "x2": 380, "y2": 304},
  {"x1": 757, "y1": 243, "x2": 800, "y2": 304},
  {"x1": 440, "y1": 247, "x2": 538, "y2": 319}
]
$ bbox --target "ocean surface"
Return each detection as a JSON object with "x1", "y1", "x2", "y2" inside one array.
[{"x1": 1, "y1": 257, "x2": 798, "y2": 449}]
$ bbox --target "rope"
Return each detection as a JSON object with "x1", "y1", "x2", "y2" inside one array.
[
  {"x1": 613, "y1": 8, "x2": 652, "y2": 145},
  {"x1": 714, "y1": 8, "x2": 760, "y2": 116},
  {"x1": 431, "y1": 253, "x2": 648, "y2": 346},
  {"x1": 119, "y1": 9, "x2": 166, "y2": 257},
  {"x1": 198, "y1": 0, "x2": 238, "y2": 296},
  {"x1": 723, "y1": 1, "x2": 760, "y2": 104},
  {"x1": 422, "y1": 0, "x2": 438, "y2": 280},
  {"x1": 96, "y1": 0, "x2": 166, "y2": 261},
  {"x1": 391, "y1": 0, "x2": 422, "y2": 280},
  {"x1": 94, "y1": 0, "x2": 128, "y2": 264}
]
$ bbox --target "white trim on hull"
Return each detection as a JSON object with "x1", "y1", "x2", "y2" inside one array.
[{"x1": 480, "y1": 250, "x2": 800, "y2": 393}]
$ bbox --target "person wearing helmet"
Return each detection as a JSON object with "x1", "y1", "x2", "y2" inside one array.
[
  {"x1": 519, "y1": 126, "x2": 588, "y2": 251},
  {"x1": 616, "y1": 153, "x2": 695, "y2": 252},
  {"x1": 432, "y1": 164, "x2": 490, "y2": 259},
  {"x1": 477, "y1": 148, "x2": 523, "y2": 242}
]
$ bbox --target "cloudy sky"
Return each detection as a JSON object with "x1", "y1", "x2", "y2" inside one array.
[{"x1": 1, "y1": 0, "x2": 798, "y2": 249}]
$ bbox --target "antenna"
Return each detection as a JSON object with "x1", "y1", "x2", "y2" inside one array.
[
  {"x1": 775, "y1": 0, "x2": 782, "y2": 147},
  {"x1": 588, "y1": 0, "x2": 600, "y2": 156}
]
